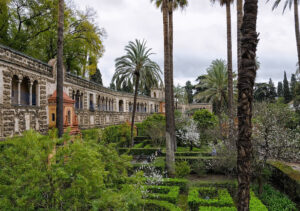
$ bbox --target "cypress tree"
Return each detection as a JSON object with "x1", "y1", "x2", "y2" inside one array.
[
  {"x1": 283, "y1": 71, "x2": 292, "y2": 103},
  {"x1": 277, "y1": 81, "x2": 283, "y2": 97},
  {"x1": 290, "y1": 73, "x2": 297, "y2": 98},
  {"x1": 90, "y1": 68, "x2": 103, "y2": 85},
  {"x1": 185, "y1": 81, "x2": 194, "y2": 104},
  {"x1": 268, "y1": 78, "x2": 277, "y2": 100}
]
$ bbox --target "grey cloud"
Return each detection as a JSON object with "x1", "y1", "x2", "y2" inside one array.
[{"x1": 75, "y1": 0, "x2": 299, "y2": 87}]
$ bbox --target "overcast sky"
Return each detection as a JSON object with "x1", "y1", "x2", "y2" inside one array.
[{"x1": 75, "y1": 0, "x2": 298, "y2": 87}]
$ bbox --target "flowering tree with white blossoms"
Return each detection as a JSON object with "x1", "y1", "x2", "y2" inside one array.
[
  {"x1": 176, "y1": 119, "x2": 200, "y2": 151},
  {"x1": 252, "y1": 102, "x2": 300, "y2": 193}
]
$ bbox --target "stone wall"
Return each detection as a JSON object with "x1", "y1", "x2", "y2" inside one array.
[{"x1": 0, "y1": 45, "x2": 161, "y2": 140}]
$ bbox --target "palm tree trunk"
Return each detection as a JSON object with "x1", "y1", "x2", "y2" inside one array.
[
  {"x1": 226, "y1": 2, "x2": 234, "y2": 141},
  {"x1": 237, "y1": 0, "x2": 259, "y2": 210},
  {"x1": 294, "y1": 0, "x2": 300, "y2": 67},
  {"x1": 237, "y1": 0, "x2": 243, "y2": 74},
  {"x1": 163, "y1": 0, "x2": 175, "y2": 177},
  {"x1": 168, "y1": 3, "x2": 177, "y2": 152},
  {"x1": 56, "y1": 0, "x2": 64, "y2": 138},
  {"x1": 130, "y1": 72, "x2": 140, "y2": 147}
]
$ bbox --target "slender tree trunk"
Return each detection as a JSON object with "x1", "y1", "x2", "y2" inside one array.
[
  {"x1": 163, "y1": 0, "x2": 175, "y2": 177},
  {"x1": 130, "y1": 72, "x2": 140, "y2": 147},
  {"x1": 237, "y1": 0, "x2": 259, "y2": 210},
  {"x1": 237, "y1": 0, "x2": 243, "y2": 74},
  {"x1": 226, "y1": 2, "x2": 234, "y2": 141},
  {"x1": 168, "y1": 3, "x2": 177, "y2": 152},
  {"x1": 56, "y1": 0, "x2": 64, "y2": 138},
  {"x1": 294, "y1": 0, "x2": 300, "y2": 67}
]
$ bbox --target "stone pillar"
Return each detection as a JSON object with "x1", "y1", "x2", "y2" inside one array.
[
  {"x1": 17, "y1": 79, "x2": 22, "y2": 105},
  {"x1": 29, "y1": 81, "x2": 33, "y2": 106}
]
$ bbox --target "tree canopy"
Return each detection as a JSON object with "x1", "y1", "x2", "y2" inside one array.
[{"x1": 0, "y1": 0, "x2": 105, "y2": 78}]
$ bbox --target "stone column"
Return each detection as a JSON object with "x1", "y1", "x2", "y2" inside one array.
[
  {"x1": 29, "y1": 81, "x2": 33, "y2": 106},
  {"x1": 18, "y1": 79, "x2": 22, "y2": 105}
]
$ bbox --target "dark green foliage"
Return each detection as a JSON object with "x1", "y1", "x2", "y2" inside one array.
[
  {"x1": 185, "y1": 80, "x2": 194, "y2": 104},
  {"x1": 142, "y1": 199, "x2": 181, "y2": 211},
  {"x1": 277, "y1": 81, "x2": 283, "y2": 97},
  {"x1": 191, "y1": 160, "x2": 206, "y2": 176},
  {"x1": 175, "y1": 161, "x2": 191, "y2": 178},
  {"x1": 253, "y1": 184, "x2": 297, "y2": 211},
  {"x1": 254, "y1": 80, "x2": 277, "y2": 102},
  {"x1": 145, "y1": 185, "x2": 180, "y2": 204},
  {"x1": 0, "y1": 130, "x2": 143, "y2": 210},
  {"x1": 290, "y1": 73, "x2": 297, "y2": 98},
  {"x1": 294, "y1": 82, "x2": 300, "y2": 112},
  {"x1": 283, "y1": 71, "x2": 292, "y2": 103},
  {"x1": 90, "y1": 68, "x2": 103, "y2": 85}
]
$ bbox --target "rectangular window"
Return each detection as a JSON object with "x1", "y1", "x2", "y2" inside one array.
[{"x1": 52, "y1": 113, "x2": 55, "y2": 121}]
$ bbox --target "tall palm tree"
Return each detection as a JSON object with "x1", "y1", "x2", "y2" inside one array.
[
  {"x1": 237, "y1": 0, "x2": 259, "y2": 210},
  {"x1": 56, "y1": 0, "x2": 64, "y2": 138},
  {"x1": 211, "y1": 0, "x2": 234, "y2": 140},
  {"x1": 151, "y1": 0, "x2": 188, "y2": 153},
  {"x1": 237, "y1": 0, "x2": 243, "y2": 74},
  {"x1": 112, "y1": 39, "x2": 162, "y2": 147},
  {"x1": 268, "y1": 0, "x2": 300, "y2": 69},
  {"x1": 194, "y1": 59, "x2": 228, "y2": 134}
]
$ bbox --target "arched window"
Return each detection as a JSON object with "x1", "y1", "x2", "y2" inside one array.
[
  {"x1": 75, "y1": 90, "x2": 80, "y2": 109},
  {"x1": 129, "y1": 102, "x2": 133, "y2": 112},
  {"x1": 11, "y1": 75, "x2": 19, "y2": 105},
  {"x1": 21, "y1": 77, "x2": 30, "y2": 105},
  {"x1": 119, "y1": 100, "x2": 124, "y2": 112},
  {"x1": 32, "y1": 80, "x2": 38, "y2": 106}
]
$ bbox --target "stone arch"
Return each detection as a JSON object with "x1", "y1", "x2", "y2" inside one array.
[
  {"x1": 11, "y1": 75, "x2": 19, "y2": 105},
  {"x1": 21, "y1": 77, "x2": 30, "y2": 105},
  {"x1": 97, "y1": 95, "x2": 101, "y2": 110},
  {"x1": 129, "y1": 102, "x2": 133, "y2": 112},
  {"x1": 154, "y1": 92, "x2": 157, "y2": 98}
]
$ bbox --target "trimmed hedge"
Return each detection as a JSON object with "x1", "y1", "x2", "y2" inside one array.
[
  {"x1": 268, "y1": 161, "x2": 300, "y2": 203},
  {"x1": 199, "y1": 207, "x2": 236, "y2": 211},
  {"x1": 143, "y1": 199, "x2": 181, "y2": 211},
  {"x1": 253, "y1": 184, "x2": 297, "y2": 211},
  {"x1": 249, "y1": 191, "x2": 268, "y2": 211},
  {"x1": 188, "y1": 187, "x2": 234, "y2": 211},
  {"x1": 145, "y1": 185, "x2": 180, "y2": 204},
  {"x1": 118, "y1": 148, "x2": 162, "y2": 156}
]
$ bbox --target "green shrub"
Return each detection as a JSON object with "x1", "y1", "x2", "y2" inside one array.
[
  {"x1": 188, "y1": 187, "x2": 234, "y2": 211},
  {"x1": 198, "y1": 207, "x2": 236, "y2": 211},
  {"x1": 175, "y1": 161, "x2": 191, "y2": 178},
  {"x1": 192, "y1": 110, "x2": 217, "y2": 130},
  {"x1": 191, "y1": 160, "x2": 206, "y2": 176},
  {"x1": 81, "y1": 128, "x2": 100, "y2": 141},
  {"x1": 249, "y1": 191, "x2": 268, "y2": 211},
  {"x1": 101, "y1": 123, "x2": 133, "y2": 146},
  {"x1": 140, "y1": 114, "x2": 166, "y2": 146},
  {"x1": 159, "y1": 178, "x2": 188, "y2": 192},
  {"x1": 253, "y1": 184, "x2": 297, "y2": 211},
  {"x1": 0, "y1": 130, "x2": 142, "y2": 210},
  {"x1": 143, "y1": 199, "x2": 181, "y2": 211},
  {"x1": 145, "y1": 185, "x2": 180, "y2": 204}
]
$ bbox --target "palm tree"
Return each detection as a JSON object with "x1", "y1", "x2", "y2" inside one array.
[
  {"x1": 210, "y1": 0, "x2": 234, "y2": 140},
  {"x1": 112, "y1": 39, "x2": 162, "y2": 147},
  {"x1": 237, "y1": 0, "x2": 243, "y2": 74},
  {"x1": 237, "y1": 0, "x2": 259, "y2": 210},
  {"x1": 56, "y1": 0, "x2": 64, "y2": 138},
  {"x1": 268, "y1": 0, "x2": 300, "y2": 69},
  {"x1": 151, "y1": 0, "x2": 188, "y2": 153},
  {"x1": 194, "y1": 59, "x2": 228, "y2": 134}
]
